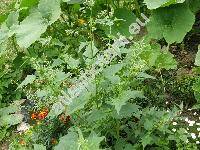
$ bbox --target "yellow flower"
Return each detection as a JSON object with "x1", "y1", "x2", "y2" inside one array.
[{"x1": 78, "y1": 19, "x2": 86, "y2": 25}]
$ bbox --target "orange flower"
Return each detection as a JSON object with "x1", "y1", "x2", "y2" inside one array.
[
  {"x1": 19, "y1": 139, "x2": 26, "y2": 145},
  {"x1": 31, "y1": 113, "x2": 37, "y2": 120},
  {"x1": 38, "y1": 111, "x2": 48, "y2": 120},
  {"x1": 59, "y1": 114, "x2": 71, "y2": 124}
]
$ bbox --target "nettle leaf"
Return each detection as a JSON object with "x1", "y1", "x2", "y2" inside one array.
[
  {"x1": 111, "y1": 90, "x2": 144, "y2": 114},
  {"x1": 155, "y1": 50, "x2": 177, "y2": 70},
  {"x1": 55, "y1": 129, "x2": 104, "y2": 150},
  {"x1": 34, "y1": 144, "x2": 46, "y2": 150},
  {"x1": 38, "y1": 0, "x2": 61, "y2": 24},
  {"x1": 144, "y1": 0, "x2": 185, "y2": 9},
  {"x1": 141, "y1": 134, "x2": 153, "y2": 148},
  {"x1": 84, "y1": 132, "x2": 105, "y2": 150},
  {"x1": 86, "y1": 109, "x2": 108, "y2": 123},
  {"x1": 17, "y1": 75, "x2": 36, "y2": 89},
  {"x1": 116, "y1": 102, "x2": 141, "y2": 119},
  {"x1": 195, "y1": 45, "x2": 200, "y2": 66},
  {"x1": 83, "y1": 42, "x2": 99, "y2": 58},
  {"x1": 67, "y1": 91, "x2": 92, "y2": 115},
  {"x1": 15, "y1": 11, "x2": 47, "y2": 48},
  {"x1": 147, "y1": 4, "x2": 195, "y2": 44},
  {"x1": 48, "y1": 102, "x2": 65, "y2": 118},
  {"x1": 103, "y1": 63, "x2": 123, "y2": 84},
  {"x1": 54, "y1": 131, "x2": 79, "y2": 150},
  {"x1": 140, "y1": 44, "x2": 177, "y2": 70}
]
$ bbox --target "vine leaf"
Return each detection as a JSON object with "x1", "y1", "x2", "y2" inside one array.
[
  {"x1": 147, "y1": 4, "x2": 195, "y2": 44},
  {"x1": 111, "y1": 90, "x2": 144, "y2": 114}
]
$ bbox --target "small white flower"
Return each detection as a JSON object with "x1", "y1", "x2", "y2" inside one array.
[
  {"x1": 185, "y1": 118, "x2": 189, "y2": 122},
  {"x1": 191, "y1": 133, "x2": 196, "y2": 139},
  {"x1": 196, "y1": 141, "x2": 200, "y2": 144},
  {"x1": 188, "y1": 109, "x2": 192, "y2": 111},
  {"x1": 197, "y1": 128, "x2": 200, "y2": 131},
  {"x1": 188, "y1": 120, "x2": 195, "y2": 126},
  {"x1": 166, "y1": 101, "x2": 169, "y2": 104},
  {"x1": 172, "y1": 128, "x2": 176, "y2": 132},
  {"x1": 187, "y1": 128, "x2": 189, "y2": 130},
  {"x1": 197, "y1": 123, "x2": 200, "y2": 126},
  {"x1": 198, "y1": 133, "x2": 200, "y2": 138},
  {"x1": 194, "y1": 112, "x2": 197, "y2": 115},
  {"x1": 166, "y1": 110, "x2": 169, "y2": 112},
  {"x1": 172, "y1": 122, "x2": 177, "y2": 126}
]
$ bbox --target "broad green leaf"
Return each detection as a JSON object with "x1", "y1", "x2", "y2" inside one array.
[
  {"x1": 137, "y1": 72, "x2": 156, "y2": 79},
  {"x1": 38, "y1": 0, "x2": 61, "y2": 24},
  {"x1": 111, "y1": 90, "x2": 144, "y2": 114},
  {"x1": 109, "y1": 8, "x2": 136, "y2": 37},
  {"x1": 0, "y1": 105, "x2": 20, "y2": 116},
  {"x1": 54, "y1": 131, "x2": 79, "y2": 150},
  {"x1": 155, "y1": 50, "x2": 177, "y2": 70},
  {"x1": 68, "y1": 57, "x2": 80, "y2": 69},
  {"x1": 0, "y1": 114, "x2": 23, "y2": 127},
  {"x1": 86, "y1": 109, "x2": 108, "y2": 123},
  {"x1": 15, "y1": 11, "x2": 47, "y2": 48},
  {"x1": 144, "y1": 0, "x2": 185, "y2": 9},
  {"x1": 48, "y1": 102, "x2": 65, "y2": 118},
  {"x1": 117, "y1": 102, "x2": 141, "y2": 119},
  {"x1": 0, "y1": 11, "x2": 18, "y2": 44},
  {"x1": 5, "y1": 11, "x2": 19, "y2": 28},
  {"x1": 55, "y1": 71, "x2": 68, "y2": 82},
  {"x1": 103, "y1": 64, "x2": 123, "y2": 77},
  {"x1": 195, "y1": 45, "x2": 200, "y2": 66},
  {"x1": 147, "y1": 4, "x2": 195, "y2": 44},
  {"x1": 67, "y1": 91, "x2": 92, "y2": 115},
  {"x1": 0, "y1": 27, "x2": 9, "y2": 44},
  {"x1": 17, "y1": 75, "x2": 36, "y2": 89},
  {"x1": 189, "y1": 0, "x2": 200, "y2": 13},
  {"x1": 34, "y1": 144, "x2": 46, "y2": 150},
  {"x1": 84, "y1": 132, "x2": 105, "y2": 150},
  {"x1": 83, "y1": 42, "x2": 99, "y2": 58},
  {"x1": 141, "y1": 134, "x2": 153, "y2": 148},
  {"x1": 20, "y1": 0, "x2": 39, "y2": 8}
]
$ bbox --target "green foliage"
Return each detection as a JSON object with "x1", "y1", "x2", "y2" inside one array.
[
  {"x1": 147, "y1": 3, "x2": 195, "y2": 44},
  {"x1": 0, "y1": 0, "x2": 200, "y2": 149},
  {"x1": 55, "y1": 128, "x2": 104, "y2": 150},
  {"x1": 144, "y1": 0, "x2": 185, "y2": 9}
]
